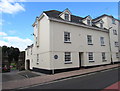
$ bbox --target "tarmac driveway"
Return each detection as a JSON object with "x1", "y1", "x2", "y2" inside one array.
[{"x1": 2, "y1": 70, "x2": 42, "y2": 82}]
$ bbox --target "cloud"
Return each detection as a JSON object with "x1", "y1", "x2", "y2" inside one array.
[
  {"x1": 0, "y1": 40, "x2": 8, "y2": 46},
  {"x1": 0, "y1": 0, "x2": 25, "y2": 14},
  {"x1": 2, "y1": 36, "x2": 33, "y2": 51},
  {"x1": 0, "y1": 32, "x2": 7, "y2": 36},
  {"x1": 0, "y1": 32, "x2": 33, "y2": 51}
]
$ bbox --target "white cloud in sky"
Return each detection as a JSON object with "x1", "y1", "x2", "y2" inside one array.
[
  {"x1": 0, "y1": 32, "x2": 7, "y2": 36},
  {"x1": 0, "y1": 0, "x2": 25, "y2": 14},
  {"x1": 0, "y1": 32, "x2": 33, "y2": 51}
]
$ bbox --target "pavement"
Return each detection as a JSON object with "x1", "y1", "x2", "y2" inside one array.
[
  {"x1": 2, "y1": 63, "x2": 120, "y2": 90},
  {"x1": 24, "y1": 67, "x2": 119, "y2": 89}
]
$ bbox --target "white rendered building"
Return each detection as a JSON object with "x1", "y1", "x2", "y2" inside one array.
[{"x1": 25, "y1": 9, "x2": 120, "y2": 74}]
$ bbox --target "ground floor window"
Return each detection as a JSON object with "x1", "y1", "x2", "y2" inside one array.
[
  {"x1": 37, "y1": 54, "x2": 39, "y2": 64},
  {"x1": 102, "y1": 52, "x2": 106, "y2": 61},
  {"x1": 88, "y1": 52, "x2": 94, "y2": 61},
  {"x1": 116, "y1": 52, "x2": 119, "y2": 58},
  {"x1": 65, "y1": 52, "x2": 71, "y2": 63}
]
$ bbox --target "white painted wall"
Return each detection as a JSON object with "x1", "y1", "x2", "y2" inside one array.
[{"x1": 49, "y1": 20, "x2": 111, "y2": 69}]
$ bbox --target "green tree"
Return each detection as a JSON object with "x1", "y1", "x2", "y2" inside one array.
[
  {"x1": 7, "y1": 47, "x2": 14, "y2": 70},
  {"x1": 13, "y1": 48, "x2": 20, "y2": 69}
]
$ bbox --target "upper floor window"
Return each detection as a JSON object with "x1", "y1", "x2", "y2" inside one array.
[
  {"x1": 27, "y1": 50, "x2": 29, "y2": 56},
  {"x1": 31, "y1": 48, "x2": 32, "y2": 55},
  {"x1": 88, "y1": 52, "x2": 94, "y2": 61},
  {"x1": 115, "y1": 42, "x2": 119, "y2": 47},
  {"x1": 65, "y1": 52, "x2": 72, "y2": 63},
  {"x1": 100, "y1": 37, "x2": 105, "y2": 46},
  {"x1": 112, "y1": 19, "x2": 115, "y2": 24},
  {"x1": 87, "y1": 35, "x2": 93, "y2": 45},
  {"x1": 64, "y1": 32, "x2": 71, "y2": 43},
  {"x1": 87, "y1": 19, "x2": 91, "y2": 25},
  {"x1": 65, "y1": 13, "x2": 69, "y2": 21},
  {"x1": 113, "y1": 30, "x2": 117, "y2": 35}
]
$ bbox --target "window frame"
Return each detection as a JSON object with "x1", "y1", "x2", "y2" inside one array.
[
  {"x1": 112, "y1": 19, "x2": 116, "y2": 24},
  {"x1": 64, "y1": 32, "x2": 71, "y2": 43},
  {"x1": 87, "y1": 35, "x2": 93, "y2": 45},
  {"x1": 88, "y1": 52, "x2": 94, "y2": 62},
  {"x1": 100, "y1": 23, "x2": 103, "y2": 28},
  {"x1": 65, "y1": 13, "x2": 69, "y2": 21},
  {"x1": 116, "y1": 52, "x2": 119, "y2": 58},
  {"x1": 100, "y1": 37, "x2": 105, "y2": 46},
  {"x1": 113, "y1": 29, "x2": 117, "y2": 35},
  {"x1": 87, "y1": 19, "x2": 91, "y2": 25},
  {"x1": 115, "y1": 42, "x2": 119, "y2": 47},
  {"x1": 102, "y1": 52, "x2": 106, "y2": 61},
  {"x1": 64, "y1": 52, "x2": 72, "y2": 64},
  {"x1": 37, "y1": 54, "x2": 39, "y2": 64}
]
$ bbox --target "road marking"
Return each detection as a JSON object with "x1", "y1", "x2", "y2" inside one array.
[{"x1": 19, "y1": 67, "x2": 119, "y2": 89}]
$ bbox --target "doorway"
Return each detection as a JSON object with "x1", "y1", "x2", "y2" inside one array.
[
  {"x1": 79, "y1": 52, "x2": 83, "y2": 68},
  {"x1": 26, "y1": 60, "x2": 30, "y2": 70}
]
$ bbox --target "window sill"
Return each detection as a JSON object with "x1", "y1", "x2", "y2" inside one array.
[
  {"x1": 88, "y1": 43, "x2": 93, "y2": 45},
  {"x1": 102, "y1": 60, "x2": 107, "y2": 62},
  {"x1": 64, "y1": 41, "x2": 71, "y2": 44},
  {"x1": 65, "y1": 61, "x2": 72, "y2": 64},
  {"x1": 36, "y1": 62, "x2": 39, "y2": 65},
  {"x1": 101, "y1": 45, "x2": 105, "y2": 46},
  {"x1": 89, "y1": 61, "x2": 95, "y2": 63}
]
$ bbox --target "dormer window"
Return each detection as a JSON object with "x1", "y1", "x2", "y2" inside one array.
[
  {"x1": 87, "y1": 19, "x2": 91, "y2": 25},
  {"x1": 65, "y1": 13, "x2": 69, "y2": 21},
  {"x1": 112, "y1": 19, "x2": 115, "y2": 24},
  {"x1": 59, "y1": 8, "x2": 71, "y2": 21},
  {"x1": 100, "y1": 23, "x2": 103, "y2": 28}
]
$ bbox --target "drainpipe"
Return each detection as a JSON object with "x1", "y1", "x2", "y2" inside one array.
[{"x1": 108, "y1": 27, "x2": 113, "y2": 64}]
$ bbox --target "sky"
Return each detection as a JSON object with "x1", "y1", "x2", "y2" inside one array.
[{"x1": 0, "y1": 0, "x2": 119, "y2": 51}]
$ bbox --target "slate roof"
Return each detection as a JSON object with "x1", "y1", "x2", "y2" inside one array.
[
  {"x1": 43, "y1": 10, "x2": 107, "y2": 30},
  {"x1": 93, "y1": 14, "x2": 119, "y2": 22}
]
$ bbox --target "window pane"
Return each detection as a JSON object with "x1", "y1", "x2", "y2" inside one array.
[
  {"x1": 64, "y1": 32, "x2": 70, "y2": 42},
  {"x1": 65, "y1": 52, "x2": 71, "y2": 62}
]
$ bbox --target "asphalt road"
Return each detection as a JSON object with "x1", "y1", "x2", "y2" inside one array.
[{"x1": 21, "y1": 67, "x2": 119, "y2": 90}]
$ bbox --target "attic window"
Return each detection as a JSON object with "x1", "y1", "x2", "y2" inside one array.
[
  {"x1": 65, "y1": 13, "x2": 69, "y2": 21},
  {"x1": 100, "y1": 23, "x2": 103, "y2": 28},
  {"x1": 87, "y1": 19, "x2": 91, "y2": 25},
  {"x1": 112, "y1": 19, "x2": 115, "y2": 24}
]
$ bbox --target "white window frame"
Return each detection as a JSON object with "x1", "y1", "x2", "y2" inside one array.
[
  {"x1": 100, "y1": 23, "x2": 103, "y2": 28},
  {"x1": 88, "y1": 52, "x2": 94, "y2": 62},
  {"x1": 27, "y1": 49, "x2": 29, "y2": 56},
  {"x1": 115, "y1": 42, "x2": 119, "y2": 47},
  {"x1": 102, "y1": 52, "x2": 106, "y2": 61},
  {"x1": 31, "y1": 48, "x2": 32, "y2": 55},
  {"x1": 64, "y1": 32, "x2": 71, "y2": 43},
  {"x1": 113, "y1": 30, "x2": 117, "y2": 35},
  {"x1": 87, "y1": 35, "x2": 93, "y2": 45},
  {"x1": 64, "y1": 52, "x2": 72, "y2": 63},
  {"x1": 100, "y1": 37, "x2": 105, "y2": 46},
  {"x1": 87, "y1": 19, "x2": 91, "y2": 25},
  {"x1": 112, "y1": 19, "x2": 115, "y2": 24},
  {"x1": 65, "y1": 13, "x2": 69, "y2": 21},
  {"x1": 116, "y1": 52, "x2": 119, "y2": 58},
  {"x1": 37, "y1": 54, "x2": 39, "y2": 64}
]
